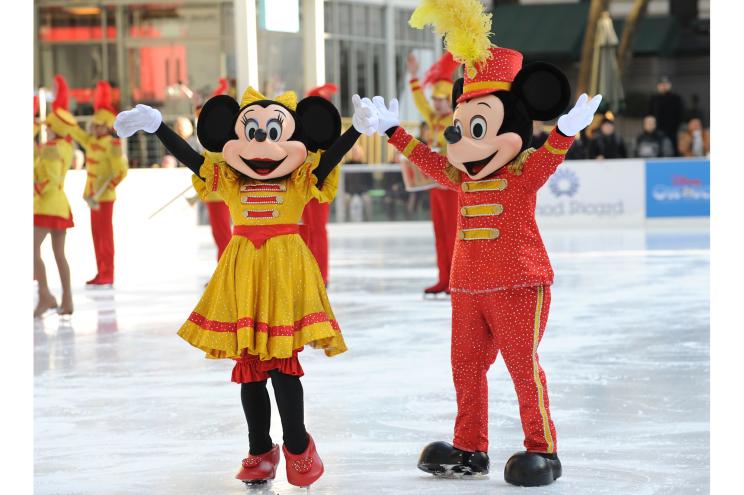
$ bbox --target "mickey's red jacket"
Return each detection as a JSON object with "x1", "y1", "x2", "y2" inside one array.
[{"x1": 388, "y1": 126, "x2": 574, "y2": 292}]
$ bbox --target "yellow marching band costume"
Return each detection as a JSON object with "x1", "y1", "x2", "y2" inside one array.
[
  {"x1": 34, "y1": 76, "x2": 76, "y2": 230},
  {"x1": 42, "y1": 79, "x2": 128, "y2": 285},
  {"x1": 180, "y1": 88, "x2": 347, "y2": 383}
]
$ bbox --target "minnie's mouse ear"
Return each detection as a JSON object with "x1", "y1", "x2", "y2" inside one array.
[
  {"x1": 296, "y1": 96, "x2": 341, "y2": 152},
  {"x1": 512, "y1": 62, "x2": 570, "y2": 121},
  {"x1": 197, "y1": 95, "x2": 239, "y2": 152}
]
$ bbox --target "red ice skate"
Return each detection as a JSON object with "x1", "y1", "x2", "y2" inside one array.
[
  {"x1": 424, "y1": 280, "x2": 450, "y2": 298},
  {"x1": 236, "y1": 444, "x2": 280, "y2": 484},
  {"x1": 86, "y1": 275, "x2": 114, "y2": 288},
  {"x1": 283, "y1": 434, "x2": 324, "y2": 487}
]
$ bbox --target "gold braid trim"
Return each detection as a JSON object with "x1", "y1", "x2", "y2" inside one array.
[
  {"x1": 507, "y1": 148, "x2": 536, "y2": 176},
  {"x1": 444, "y1": 163, "x2": 462, "y2": 184}
]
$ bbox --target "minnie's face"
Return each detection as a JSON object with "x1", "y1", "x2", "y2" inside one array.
[
  {"x1": 222, "y1": 103, "x2": 307, "y2": 180},
  {"x1": 447, "y1": 94, "x2": 523, "y2": 180}
]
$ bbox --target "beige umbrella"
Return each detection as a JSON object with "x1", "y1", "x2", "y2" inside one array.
[{"x1": 590, "y1": 11, "x2": 625, "y2": 114}]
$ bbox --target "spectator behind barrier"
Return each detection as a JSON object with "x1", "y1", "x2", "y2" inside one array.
[
  {"x1": 649, "y1": 76, "x2": 685, "y2": 156},
  {"x1": 344, "y1": 143, "x2": 372, "y2": 222},
  {"x1": 531, "y1": 120, "x2": 549, "y2": 149},
  {"x1": 635, "y1": 115, "x2": 674, "y2": 158},
  {"x1": 588, "y1": 115, "x2": 627, "y2": 159},
  {"x1": 565, "y1": 131, "x2": 588, "y2": 160},
  {"x1": 677, "y1": 117, "x2": 710, "y2": 157}
]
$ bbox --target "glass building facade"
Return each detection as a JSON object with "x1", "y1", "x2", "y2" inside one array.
[{"x1": 34, "y1": 0, "x2": 439, "y2": 221}]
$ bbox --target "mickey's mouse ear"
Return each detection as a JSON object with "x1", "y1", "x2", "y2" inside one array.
[{"x1": 512, "y1": 62, "x2": 570, "y2": 121}]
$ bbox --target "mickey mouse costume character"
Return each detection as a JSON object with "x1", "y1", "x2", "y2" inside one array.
[
  {"x1": 52, "y1": 80, "x2": 129, "y2": 287},
  {"x1": 115, "y1": 86, "x2": 363, "y2": 487},
  {"x1": 408, "y1": 52, "x2": 460, "y2": 296},
  {"x1": 354, "y1": 0, "x2": 601, "y2": 486}
]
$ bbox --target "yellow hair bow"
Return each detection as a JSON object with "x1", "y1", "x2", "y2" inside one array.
[{"x1": 240, "y1": 86, "x2": 298, "y2": 111}]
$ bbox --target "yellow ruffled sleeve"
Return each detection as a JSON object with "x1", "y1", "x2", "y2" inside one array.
[
  {"x1": 194, "y1": 151, "x2": 237, "y2": 201},
  {"x1": 291, "y1": 150, "x2": 340, "y2": 204}
]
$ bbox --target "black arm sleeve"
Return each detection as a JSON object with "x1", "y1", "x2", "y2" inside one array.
[
  {"x1": 313, "y1": 127, "x2": 361, "y2": 187},
  {"x1": 154, "y1": 123, "x2": 205, "y2": 178}
]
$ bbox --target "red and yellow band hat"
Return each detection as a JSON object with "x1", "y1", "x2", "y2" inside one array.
[
  {"x1": 431, "y1": 80, "x2": 453, "y2": 100},
  {"x1": 46, "y1": 108, "x2": 78, "y2": 136},
  {"x1": 458, "y1": 46, "x2": 523, "y2": 104}
]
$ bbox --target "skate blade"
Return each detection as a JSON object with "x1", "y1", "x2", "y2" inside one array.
[
  {"x1": 422, "y1": 293, "x2": 450, "y2": 300},
  {"x1": 241, "y1": 479, "x2": 274, "y2": 490},
  {"x1": 420, "y1": 464, "x2": 488, "y2": 480},
  {"x1": 85, "y1": 284, "x2": 114, "y2": 290}
]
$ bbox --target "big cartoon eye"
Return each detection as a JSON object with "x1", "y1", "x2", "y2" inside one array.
[
  {"x1": 266, "y1": 119, "x2": 283, "y2": 142},
  {"x1": 470, "y1": 116, "x2": 487, "y2": 140},
  {"x1": 243, "y1": 118, "x2": 259, "y2": 140}
]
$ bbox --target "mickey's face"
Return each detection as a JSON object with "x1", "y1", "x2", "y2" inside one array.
[
  {"x1": 222, "y1": 103, "x2": 307, "y2": 180},
  {"x1": 447, "y1": 94, "x2": 523, "y2": 180}
]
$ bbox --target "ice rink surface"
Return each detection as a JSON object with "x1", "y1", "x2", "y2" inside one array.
[{"x1": 34, "y1": 220, "x2": 709, "y2": 495}]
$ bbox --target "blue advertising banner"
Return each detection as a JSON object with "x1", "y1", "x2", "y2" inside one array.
[{"x1": 645, "y1": 160, "x2": 710, "y2": 217}]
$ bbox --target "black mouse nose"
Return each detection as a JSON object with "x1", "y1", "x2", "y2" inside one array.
[
  {"x1": 254, "y1": 129, "x2": 268, "y2": 142},
  {"x1": 444, "y1": 125, "x2": 462, "y2": 144}
]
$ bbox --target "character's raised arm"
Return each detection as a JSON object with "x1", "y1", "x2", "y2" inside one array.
[{"x1": 114, "y1": 105, "x2": 205, "y2": 177}]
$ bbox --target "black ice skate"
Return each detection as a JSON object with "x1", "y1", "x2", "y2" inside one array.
[
  {"x1": 417, "y1": 441, "x2": 489, "y2": 478},
  {"x1": 503, "y1": 451, "x2": 562, "y2": 486}
]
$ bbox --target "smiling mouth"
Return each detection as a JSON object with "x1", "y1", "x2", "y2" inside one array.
[
  {"x1": 463, "y1": 151, "x2": 498, "y2": 176},
  {"x1": 240, "y1": 156, "x2": 287, "y2": 176}
]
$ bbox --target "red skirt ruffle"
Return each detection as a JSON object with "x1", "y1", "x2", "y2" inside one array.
[
  {"x1": 34, "y1": 213, "x2": 74, "y2": 230},
  {"x1": 231, "y1": 349, "x2": 304, "y2": 383}
]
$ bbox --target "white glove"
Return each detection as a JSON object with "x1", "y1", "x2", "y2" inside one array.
[
  {"x1": 351, "y1": 94, "x2": 378, "y2": 136},
  {"x1": 557, "y1": 94, "x2": 603, "y2": 136},
  {"x1": 114, "y1": 104, "x2": 163, "y2": 138},
  {"x1": 371, "y1": 96, "x2": 400, "y2": 134}
]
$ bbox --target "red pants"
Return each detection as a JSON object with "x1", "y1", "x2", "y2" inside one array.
[
  {"x1": 299, "y1": 199, "x2": 330, "y2": 284},
  {"x1": 90, "y1": 201, "x2": 115, "y2": 281},
  {"x1": 429, "y1": 188, "x2": 458, "y2": 286},
  {"x1": 205, "y1": 200, "x2": 232, "y2": 260},
  {"x1": 451, "y1": 286, "x2": 557, "y2": 454}
]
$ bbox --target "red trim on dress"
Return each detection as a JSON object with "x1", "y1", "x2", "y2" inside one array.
[
  {"x1": 233, "y1": 223, "x2": 299, "y2": 248},
  {"x1": 231, "y1": 351, "x2": 304, "y2": 383},
  {"x1": 241, "y1": 183, "x2": 286, "y2": 192},
  {"x1": 212, "y1": 163, "x2": 219, "y2": 192},
  {"x1": 34, "y1": 213, "x2": 74, "y2": 230},
  {"x1": 187, "y1": 310, "x2": 340, "y2": 336},
  {"x1": 241, "y1": 195, "x2": 282, "y2": 204}
]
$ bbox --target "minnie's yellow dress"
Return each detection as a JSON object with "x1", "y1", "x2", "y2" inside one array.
[{"x1": 179, "y1": 150, "x2": 347, "y2": 382}]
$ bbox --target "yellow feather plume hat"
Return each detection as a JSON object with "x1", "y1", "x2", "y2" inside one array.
[{"x1": 409, "y1": 0, "x2": 524, "y2": 103}]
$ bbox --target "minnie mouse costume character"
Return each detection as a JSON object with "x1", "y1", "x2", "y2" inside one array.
[
  {"x1": 354, "y1": 0, "x2": 601, "y2": 486},
  {"x1": 115, "y1": 87, "x2": 364, "y2": 487}
]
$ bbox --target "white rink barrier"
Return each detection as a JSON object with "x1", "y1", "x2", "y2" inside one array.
[
  {"x1": 60, "y1": 157, "x2": 708, "y2": 233},
  {"x1": 535, "y1": 159, "x2": 646, "y2": 228}
]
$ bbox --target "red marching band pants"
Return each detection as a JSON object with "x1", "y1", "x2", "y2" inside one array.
[
  {"x1": 299, "y1": 198, "x2": 331, "y2": 285},
  {"x1": 205, "y1": 200, "x2": 232, "y2": 260},
  {"x1": 90, "y1": 201, "x2": 115, "y2": 281},
  {"x1": 450, "y1": 285, "x2": 557, "y2": 454},
  {"x1": 429, "y1": 188, "x2": 458, "y2": 287}
]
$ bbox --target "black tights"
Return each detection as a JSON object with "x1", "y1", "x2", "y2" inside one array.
[{"x1": 241, "y1": 370, "x2": 308, "y2": 456}]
